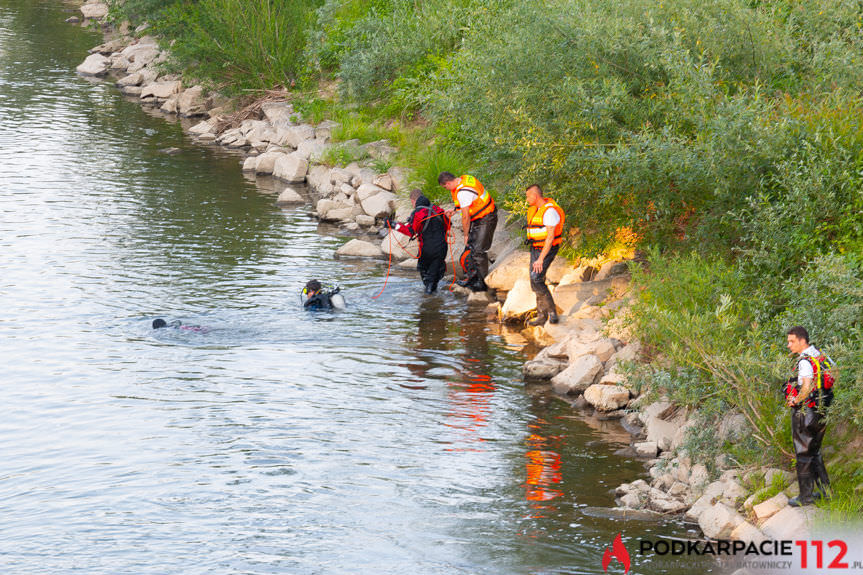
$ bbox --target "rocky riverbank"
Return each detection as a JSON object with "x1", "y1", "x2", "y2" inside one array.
[{"x1": 70, "y1": 0, "x2": 819, "y2": 547}]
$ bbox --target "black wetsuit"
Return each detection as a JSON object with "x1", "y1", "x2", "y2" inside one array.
[{"x1": 407, "y1": 196, "x2": 448, "y2": 293}]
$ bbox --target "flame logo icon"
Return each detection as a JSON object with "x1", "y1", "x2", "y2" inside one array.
[{"x1": 602, "y1": 532, "x2": 631, "y2": 573}]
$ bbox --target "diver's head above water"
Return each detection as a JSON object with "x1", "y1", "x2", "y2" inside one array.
[{"x1": 152, "y1": 318, "x2": 185, "y2": 329}]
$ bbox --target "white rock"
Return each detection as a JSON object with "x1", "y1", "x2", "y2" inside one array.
[
  {"x1": 373, "y1": 173, "x2": 394, "y2": 191},
  {"x1": 685, "y1": 481, "x2": 726, "y2": 522},
  {"x1": 355, "y1": 214, "x2": 375, "y2": 227},
  {"x1": 720, "y1": 480, "x2": 748, "y2": 507},
  {"x1": 380, "y1": 228, "x2": 418, "y2": 259},
  {"x1": 584, "y1": 384, "x2": 630, "y2": 412},
  {"x1": 500, "y1": 278, "x2": 536, "y2": 322},
  {"x1": 126, "y1": 47, "x2": 160, "y2": 73},
  {"x1": 523, "y1": 359, "x2": 567, "y2": 380},
  {"x1": 633, "y1": 441, "x2": 658, "y2": 457},
  {"x1": 730, "y1": 521, "x2": 767, "y2": 544},
  {"x1": 160, "y1": 95, "x2": 178, "y2": 114},
  {"x1": 486, "y1": 251, "x2": 530, "y2": 291},
  {"x1": 273, "y1": 153, "x2": 309, "y2": 183},
  {"x1": 619, "y1": 492, "x2": 644, "y2": 509},
  {"x1": 698, "y1": 502, "x2": 744, "y2": 539},
  {"x1": 329, "y1": 168, "x2": 353, "y2": 186},
  {"x1": 177, "y1": 86, "x2": 208, "y2": 117},
  {"x1": 361, "y1": 191, "x2": 396, "y2": 219},
  {"x1": 276, "y1": 188, "x2": 304, "y2": 204},
  {"x1": 189, "y1": 118, "x2": 218, "y2": 135},
  {"x1": 296, "y1": 139, "x2": 328, "y2": 162},
  {"x1": 753, "y1": 493, "x2": 788, "y2": 521},
  {"x1": 76, "y1": 54, "x2": 111, "y2": 76},
  {"x1": 261, "y1": 102, "x2": 294, "y2": 127},
  {"x1": 468, "y1": 291, "x2": 492, "y2": 305},
  {"x1": 242, "y1": 156, "x2": 257, "y2": 171},
  {"x1": 759, "y1": 505, "x2": 812, "y2": 540},
  {"x1": 254, "y1": 151, "x2": 284, "y2": 175},
  {"x1": 335, "y1": 239, "x2": 383, "y2": 258},
  {"x1": 718, "y1": 412, "x2": 749, "y2": 444},
  {"x1": 316, "y1": 199, "x2": 336, "y2": 218},
  {"x1": 116, "y1": 72, "x2": 143, "y2": 87},
  {"x1": 689, "y1": 464, "x2": 710, "y2": 490},
  {"x1": 80, "y1": 2, "x2": 108, "y2": 19},
  {"x1": 356, "y1": 183, "x2": 386, "y2": 201},
  {"x1": 278, "y1": 124, "x2": 316, "y2": 148},
  {"x1": 140, "y1": 80, "x2": 181, "y2": 100},
  {"x1": 645, "y1": 415, "x2": 680, "y2": 452},
  {"x1": 551, "y1": 354, "x2": 603, "y2": 395},
  {"x1": 322, "y1": 207, "x2": 354, "y2": 222}
]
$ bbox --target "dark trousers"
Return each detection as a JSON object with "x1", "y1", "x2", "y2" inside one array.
[
  {"x1": 791, "y1": 407, "x2": 830, "y2": 500},
  {"x1": 465, "y1": 209, "x2": 498, "y2": 285},
  {"x1": 530, "y1": 245, "x2": 559, "y2": 317},
  {"x1": 418, "y1": 247, "x2": 447, "y2": 291}
]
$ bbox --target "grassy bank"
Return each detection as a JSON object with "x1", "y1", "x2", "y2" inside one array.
[{"x1": 109, "y1": 0, "x2": 863, "y2": 508}]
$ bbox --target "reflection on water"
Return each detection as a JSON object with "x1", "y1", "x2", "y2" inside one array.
[{"x1": 0, "y1": 1, "x2": 720, "y2": 574}]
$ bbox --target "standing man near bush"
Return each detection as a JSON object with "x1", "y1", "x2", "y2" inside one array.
[
  {"x1": 524, "y1": 184, "x2": 565, "y2": 326},
  {"x1": 438, "y1": 172, "x2": 497, "y2": 292},
  {"x1": 784, "y1": 326, "x2": 834, "y2": 507}
]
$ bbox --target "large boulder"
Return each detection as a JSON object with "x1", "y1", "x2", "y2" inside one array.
[
  {"x1": 261, "y1": 102, "x2": 295, "y2": 127},
  {"x1": 314, "y1": 119, "x2": 340, "y2": 141},
  {"x1": 645, "y1": 415, "x2": 680, "y2": 452},
  {"x1": 335, "y1": 239, "x2": 383, "y2": 258},
  {"x1": 177, "y1": 86, "x2": 209, "y2": 117},
  {"x1": 698, "y1": 503, "x2": 744, "y2": 539},
  {"x1": 584, "y1": 384, "x2": 631, "y2": 412},
  {"x1": 296, "y1": 139, "x2": 328, "y2": 162},
  {"x1": 380, "y1": 229, "x2": 418, "y2": 259},
  {"x1": 329, "y1": 168, "x2": 353, "y2": 187},
  {"x1": 551, "y1": 354, "x2": 603, "y2": 395},
  {"x1": 718, "y1": 412, "x2": 749, "y2": 444},
  {"x1": 126, "y1": 46, "x2": 161, "y2": 73},
  {"x1": 500, "y1": 279, "x2": 536, "y2": 322},
  {"x1": 254, "y1": 151, "x2": 285, "y2": 175},
  {"x1": 729, "y1": 521, "x2": 767, "y2": 544},
  {"x1": 140, "y1": 80, "x2": 182, "y2": 100},
  {"x1": 759, "y1": 505, "x2": 812, "y2": 540},
  {"x1": 523, "y1": 358, "x2": 567, "y2": 380},
  {"x1": 552, "y1": 276, "x2": 631, "y2": 315},
  {"x1": 76, "y1": 54, "x2": 110, "y2": 76},
  {"x1": 485, "y1": 251, "x2": 529, "y2": 291},
  {"x1": 80, "y1": 1, "x2": 109, "y2": 19},
  {"x1": 360, "y1": 191, "x2": 396, "y2": 219},
  {"x1": 356, "y1": 183, "x2": 386, "y2": 201},
  {"x1": 189, "y1": 118, "x2": 218, "y2": 136},
  {"x1": 116, "y1": 72, "x2": 143, "y2": 87},
  {"x1": 753, "y1": 493, "x2": 788, "y2": 521},
  {"x1": 273, "y1": 153, "x2": 309, "y2": 183},
  {"x1": 276, "y1": 124, "x2": 315, "y2": 148}
]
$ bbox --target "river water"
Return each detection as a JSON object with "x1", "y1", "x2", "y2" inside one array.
[{"x1": 0, "y1": 2, "x2": 716, "y2": 574}]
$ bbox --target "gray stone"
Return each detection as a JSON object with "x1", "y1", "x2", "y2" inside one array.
[
  {"x1": 296, "y1": 139, "x2": 328, "y2": 162},
  {"x1": 140, "y1": 80, "x2": 181, "y2": 100},
  {"x1": 177, "y1": 86, "x2": 209, "y2": 117},
  {"x1": 523, "y1": 358, "x2": 567, "y2": 380},
  {"x1": 486, "y1": 251, "x2": 529, "y2": 291},
  {"x1": 329, "y1": 167, "x2": 353, "y2": 186},
  {"x1": 753, "y1": 492, "x2": 788, "y2": 521},
  {"x1": 355, "y1": 214, "x2": 375, "y2": 227},
  {"x1": 551, "y1": 354, "x2": 603, "y2": 395},
  {"x1": 261, "y1": 102, "x2": 295, "y2": 127},
  {"x1": 698, "y1": 502, "x2": 744, "y2": 539},
  {"x1": 596, "y1": 260, "x2": 629, "y2": 280},
  {"x1": 276, "y1": 188, "x2": 304, "y2": 204},
  {"x1": 273, "y1": 153, "x2": 309, "y2": 183},
  {"x1": 552, "y1": 276, "x2": 631, "y2": 315},
  {"x1": 759, "y1": 505, "x2": 812, "y2": 540},
  {"x1": 718, "y1": 412, "x2": 749, "y2": 444},
  {"x1": 379, "y1": 228, "x2": 417, "y2": 259},
  {"x1": 254, "y1": 151, "x2": 285, "y2": 175},
  {"x1": 314, "y1": 120, "x2": 339, "y2": 141},
  {"x1": 189, "y1": 119, "x2": 218, "y2": 135},
  {"x1": 335, "y1": 239, "x2": 383, "y2": 258},
  {"x1": 160, "y1": 95, "x2": 178, "y2": 114},
  {"x1": 730, "y1": 521, "x2": 767, "y2": 544},
  {"x1": 619, "y1": 492, "x2": 644, "y2": 509},
  {"x1": 500, "y1": 278, "x2": 536, "y2": 322},
  {"x1": 373, "y1": 173, "x2": 394, "y2": 191},
  {"x1": 277, "y1": 124, "x2": 315, "y2": 148},
  {"x1": 361, "y1": 191, "x2": 396, "y2": 219},
  {"x1": 242, "y1": 156, "x2": 257, "y2": 172},
  {"x1": 76, "y1": 54, "x2": 110, "y2": 76},
  {"x1": 645, "y1": 416, "x2": 680, "y2": 452},
  {"x1": 689, "y1": 464, "x2": 710, "y2": 490},
  {"x1": 120, "y1": 85, "x2": 143, "y2": 97},
  {"x1": 633, "y1": 441, "x2": 658, "y2": 457},
  {"x1": 80, "y1": 2, "x2": 108, "y2": 19},
  {"x1": 116, "y1": 72, "x2": 143, "y2": 87},
  {"x1": 584, "y1": 384, "x2": 630, "y2": 412}
]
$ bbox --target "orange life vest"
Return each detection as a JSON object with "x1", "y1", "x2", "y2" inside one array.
[
  {"x1": 526, "y1": 198, "x2": 565, "y2": 248},
  {"x1": 451, "y1": 175, "x2": 495, "y2": 221}
]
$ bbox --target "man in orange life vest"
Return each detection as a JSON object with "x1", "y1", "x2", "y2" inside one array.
[
  {"x1": 524, "y1": 184, "x2": 565, "y2": 326},
  {"x1": 438, "y1": 172, "x2": 497, "y2": 292}
]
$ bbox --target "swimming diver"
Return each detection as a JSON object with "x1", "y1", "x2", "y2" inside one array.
[
  {"x1": 302, "y1": 279, "x2": 346, "y2": 310},
  {"x1": 152, "y1": 318, "x2": 206, "y2": 332}
]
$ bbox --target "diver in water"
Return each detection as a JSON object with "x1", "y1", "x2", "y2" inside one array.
[
  {"x1": 302, "y1": 279, "x2": 346, "y2": 310},
  {"x1": 152, "y1": 318, "x2": 206, "y2": 332}
]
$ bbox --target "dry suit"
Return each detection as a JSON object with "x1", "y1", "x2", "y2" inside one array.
[{"x1": 395, "y1": 195, "x2": 450, "y2": 294}]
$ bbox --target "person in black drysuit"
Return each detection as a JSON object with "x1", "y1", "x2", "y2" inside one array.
[
  {"x1": 393, "y1": 189, "x2": 450, "y2": 294},
  {"x1": 303, "y1": 279, "x2": 337, "y2": 310}
]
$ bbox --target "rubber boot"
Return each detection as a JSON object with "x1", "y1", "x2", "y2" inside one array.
[
  {"x1": 542, "y1": 294, "x2": 559, "y2": 324},
  {"x1": 812, "y1": 454, "x2": 831, "y2": 501},
  {"x1": 529, "y1": 297, "x2": 550, "y2": 326},
  {"x1": 788, "y1": 456, "x2": 816, "y2": 507}
]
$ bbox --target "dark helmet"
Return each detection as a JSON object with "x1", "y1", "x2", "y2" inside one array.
[
  {"x1": 152, "y1": 318, "x2": 167, "y2": 329},
  {"x1": 304, "y1": 279, "x2": 322, "y2": 295}
]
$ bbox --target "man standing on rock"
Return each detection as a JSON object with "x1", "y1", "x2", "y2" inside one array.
[
  {"x1": 438, "y1": 172, "x2": 497, "y2": 292},
  {"x1": 524, "y1": 184, "x2": 565, "y2": 326},
  {"x1": 393, "y1": 189, "x2": 450, "y2": 294},
  {"x1": 784, "y1": 326, "x2": 834, "y2": 506}
]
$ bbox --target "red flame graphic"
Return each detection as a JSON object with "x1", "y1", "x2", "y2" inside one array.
[{"x1": 602, "y1": 532, "x2": 630, "y2": 573}]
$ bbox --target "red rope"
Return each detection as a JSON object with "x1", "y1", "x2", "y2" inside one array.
[{"x1": 371, "y1": 220, "x2": 393, "y2": 300}]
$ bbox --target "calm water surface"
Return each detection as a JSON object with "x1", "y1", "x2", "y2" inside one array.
[{"x1": 0, "y1": 2, "x2": 716, "y2": 573}]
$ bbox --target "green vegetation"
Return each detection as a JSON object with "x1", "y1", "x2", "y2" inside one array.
[{"x1": 111, "y1": 0, "x2": 863, "y2": 505}]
